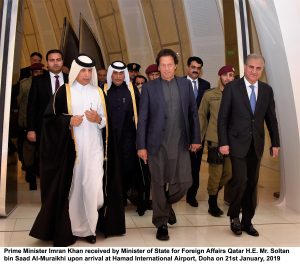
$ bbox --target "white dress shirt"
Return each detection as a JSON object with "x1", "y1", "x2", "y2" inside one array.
[
  {"x1": 187, "y1": 76, "x2": 198, "y2": 91},
  {"x1": 244, "y1": 77, "x2": 258, "y2": 100},
  {"x1": 50, "y1": 72, "x2": 64, "y2": 94}
]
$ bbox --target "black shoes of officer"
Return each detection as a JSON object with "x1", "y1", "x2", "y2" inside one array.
[
  {"x1": 241, "y1": 224, "x2": 259, "y2": 237},
  {"x1": 168, "y1": 207, "x2": 177, "y2": 225},
  {"x1": 85, "y1": 235, "x2": 96, "y2": 244},
  {"x1": 230, "y1": 217, "x2": 242, "y2": 236},
  {"x1": 208, "y1": 195, "x2": 223, "y2": 217},
  {"x1": 208, "y1": 207, "x2": 223, "y2": 217},
  {"x1": 186, "y1": 198, "x2": 198, "y2": 207},
  {"x1": 156, "y1": 225, "x2": 169, "y2": 241}
]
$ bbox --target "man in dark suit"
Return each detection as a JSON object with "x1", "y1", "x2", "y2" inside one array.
[
  {"x1": 27, "y1": 49, "x2": 67, "y2": 144},
  {"x1": 27, "y1": 49, "x2": 68, "y2": 186},
  {"x1": 97, "y1": 67, "x2": 107, "y2": 89},
  {"x1": 185, "y1": 56, "x2": 210, "y2": 207},
  {"x1": 137, "y1": 49, "x2": 201, "y2": 241},
  {"x1": 218, "y1": 54, "x2": 280, "y2": 237}
]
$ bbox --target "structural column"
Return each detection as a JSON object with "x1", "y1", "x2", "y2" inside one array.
[{"x1": 249, "y1": 0, "x2": 300, "y2": 212}]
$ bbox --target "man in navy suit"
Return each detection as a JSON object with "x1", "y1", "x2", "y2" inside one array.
[
  {"x1": 218, "y1": 54, "x2": 280, "y2": 237},
  {"x1": 137, "y1": 49, "x2": 201, "y2": 240},
  {"x1": 185, "y1": 56, "x2": 210, "y2": 207}
]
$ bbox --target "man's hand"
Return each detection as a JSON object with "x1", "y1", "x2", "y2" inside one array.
[
  {"x1": 189, "y1": 144, "x2": 201, "y2": 153},
  {"x1": 219, "y1": 145, "x2": 230, "y2": 155},
  {"x1": 138, "y1": 149, "x2": 148, "y2": 164},
  {"x1": 27, "y1": 131, "x2": 36, "y2": 142},
  {"x1": 85, "y1": 109, "x2": 101, "y2": 124},
  {"x1": 271, "y1": 147, "x2": 280, "y2": 158},
  {"x1": 70, "y1": 115, "x2": 84, "y2": 127}
]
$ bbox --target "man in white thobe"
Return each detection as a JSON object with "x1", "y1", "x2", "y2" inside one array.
[
  {"x1": 30, "y1": 54, "x2": 107, "y2": 246},
  {"x1": 68, "y1": 55, "x2": 106, "y2": 244}
]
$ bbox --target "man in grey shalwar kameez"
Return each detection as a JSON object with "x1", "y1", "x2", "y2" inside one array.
[{"x1": 137, "y1": 49, "x2": 201, "y2": 240}]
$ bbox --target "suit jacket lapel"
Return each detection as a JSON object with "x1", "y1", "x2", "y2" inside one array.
[
  {"x1": 45, "y1": 72, "x2": 53, "y2": 98},
  {"x1": 196, "y1": 78, "x2": 202, "y2": 104},
  {"x1": 254, "y1": 80, "x2": 264, "y2": 116},
  {"x1": 156, "y1": 78, "x2": 166, "y2": 109},
  {"x1": 175, "y1": 77, "x2": 187, "y2": 112},
  {"x1": 63, "y1": 73, "x2": 69, "y2": 83},
  {"x1": 197, "y1": 78, "x2": 205, "y2": 93}
]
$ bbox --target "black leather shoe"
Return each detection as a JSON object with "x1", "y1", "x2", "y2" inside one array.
[
  {"x1": 187, "y1": 198, "x2": 198, "y2": 207},
  {"x1": 85, "y1": 235, "x2": 96, "y2": 244},
  {"x1": 241, "y1": 224, "x2": 259, "y2": 237},
  {"x1": 208, "y1": 206, "x2": 224, "y2": 217},
  {"x1": 136, "y1": 207, "x2": 145, "y2": 216},
  {"x1": 208, "y1": 207, "x2": 222, "y2": 217},
  {"x1": 156, "y1": 225, "x2": 169, "y2": 241},
  {"x1": 230, "y1": 218, "x2": 242, "y2": 236},
  {"x1": 168, "y1": 207, "x2": 177, "y2": 225},
  {"x1": 217, "y1": 206, "x2": 224, "y2": 215}
]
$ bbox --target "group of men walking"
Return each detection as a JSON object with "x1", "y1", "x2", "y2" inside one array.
[{"x1": 19, "y1": 47, "x2": 279, "y2": 246}]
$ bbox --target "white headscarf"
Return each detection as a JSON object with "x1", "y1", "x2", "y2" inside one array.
[
  {"x1": 106, "y1": 61, "x2": 130, "y2": 89},
  {"x1": 68, "y1": 54, "x2": 98, "y2": 87}
]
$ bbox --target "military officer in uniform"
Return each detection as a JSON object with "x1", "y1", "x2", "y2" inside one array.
[
  {"x1": 127, "y1": 63, "x2": 141, "y2": 81},
  {"x1": 145, "y1": 64, "x2": 160, "y2": 81},
  {"x1": 199, "y1": 65, "x2": 235, "y2": 217}
]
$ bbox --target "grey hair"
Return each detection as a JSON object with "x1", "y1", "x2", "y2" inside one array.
[{"x1": 245, "y1": 53, "x2": 265, "y2": 65}]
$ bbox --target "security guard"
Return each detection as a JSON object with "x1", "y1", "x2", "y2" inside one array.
[
  {"x1": 127, "y1": 63, "x2": 141, "y2": 81},
  {"x1": 145, "y1": 64, "x2": 160, "y2": 80},
  {"x1": 199, "y1": 65, "x2": 235, "y2": 217}
]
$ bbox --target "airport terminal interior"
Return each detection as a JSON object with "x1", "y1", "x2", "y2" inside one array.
[{"x1": 1, "y1": 0, "x2": 300, "y2": 247}]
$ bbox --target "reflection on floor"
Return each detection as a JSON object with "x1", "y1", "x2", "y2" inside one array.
[{"x1": 1, "y1": 147, "x2": 300, "y2": 247}]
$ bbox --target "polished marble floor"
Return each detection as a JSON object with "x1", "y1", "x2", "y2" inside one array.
[{"x1": 1, "y1": 146, "x2": 300, "y2": 248}]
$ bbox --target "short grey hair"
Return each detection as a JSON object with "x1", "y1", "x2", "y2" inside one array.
[{"x1": 245, "y1": 53, "x2": 265, "y2": 65}]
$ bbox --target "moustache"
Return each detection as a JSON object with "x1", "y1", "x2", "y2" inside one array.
[{"x1": 192, "y1": 71, "x2": 199, "y2": 74}]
